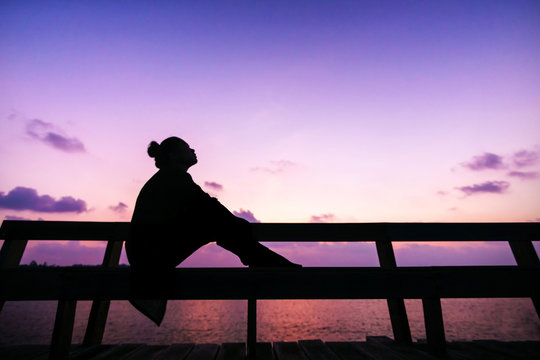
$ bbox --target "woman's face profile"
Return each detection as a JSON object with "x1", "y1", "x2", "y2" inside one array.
[{"x1": 170, "y1": 140, "x2": 197, "y2": 168}]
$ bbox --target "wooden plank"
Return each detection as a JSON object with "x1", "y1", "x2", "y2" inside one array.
[
  {"x1": 0, "y1": 345, "x2": 49, "y2": 360},
  {"x1": 253, "y1": 222, "x2": 540, "y2": 242},
  {"x1": 0, "y1": 238, "x2": 28, "y2": 311},
  {"x1": 83, "y1": 301, "x2": 111, "y2": 346},
  {"x1": 349, "y1": 341, "x2": 411, "y2": 360},
  {"x1": 376, "y1": 239, "x2": 412, "y2": 344},
  {"x1": 0, "y1": 221, "x2": 129, "y2": 241},
  {"x1": 470, "y1": 340, "x2": 528, "y2": 359},
  {"x1": 421, "y1": 298, "x2": 446, "y2": 355},
  {"x1": 509, "y1": 240, "x2": 540, "y2": 265},
  {"x1": 473, "y1": 340, "x2": 540, "y2": 359},
  {"x1": 449, "y1": 342, "x2": 509, "y2": 360},
  {"x1": 101, "y1": 239, "x2": 125, "y2": 267},
  {"x1": 298, "y1": 340, "x2": 340, "y2": 360},
  {"x1": 1, "y1": 343, "x2": 540, "y2": 360},
  {"x1": 3, "y1": 221, "x2": 540, "y2": 243},
  {"x1": 273, "y1": 342, "x2": 309, "y2": 360},
  {"x1": 366, "y1": 337, "x2": 438, "y2": 360},
  {"x1": 383, "y1": 222, "x2": 540, "y2": 242},
  {"x1": 216, "y1": 343, "x2": 245, "y2": 360},
  {"x1": 509, "y1": 239, "x2": 540, "y2": 318},
  {"x1": 376, "y1": 239, "x2": 398, "y2": 267},
  {"x1": 153, "y1": 344, "x2": 195, "y2": 360},
  {"x1": 83, "y1": 240, "x2": 124, "y2": 345},
  {"x1": 184, "y1": 344, "x2": 219, "y2": 360},
  {"x1": 69, "y1": 345, "x2": 112, "y2": 360},
  {"x1": 255, "y1": 343, "x2": 274, "y2": 360},
  {"x1": 79, "y1": 344, "x2": 142, "y2": 360},
  {"x1": 1, "y1": 266, "x2": 538, "y2": 301},
  {"x1": 252, "y1": 223, "x2": 387, "y2": 242},
  {"x1": 0, "y1": 239, "x2": 28, "y2": 267},
  {"x1": 434, "y1": 345, "x2": 474, "y2": 360},
  {"x1": 326, "y1": 342, "x2": 373, "y2": 360},
  {"x1": 32, "y1": 345, "x2": 105, "y2": 360},
  {"x1": 247, "y1": 299, "x2": 256, "y2": 360},
  {"x1": 122, "y1": 345, "x2": 167, "y2": 360},
  {"x1": 49, "y1": 300, "x2": 77, "y2": 360}
]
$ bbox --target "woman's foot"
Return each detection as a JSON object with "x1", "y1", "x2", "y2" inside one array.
[{"x1": 248, "y1": 244, "x2": 302, "y2": 268}]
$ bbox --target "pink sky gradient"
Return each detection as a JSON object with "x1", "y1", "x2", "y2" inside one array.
[{"x1": 1, "y1": 1, "x2": 539, "y2": 266}]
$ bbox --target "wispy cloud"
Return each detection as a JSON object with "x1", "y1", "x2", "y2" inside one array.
[
  {"x1": 461, "y1": 152, "x2": 505, "y2": 171},
  {"x1": 204, "y1": 181, "x2": 223, "y2": 191},
  {"x1": 0, "y1": 186, "x2": 87, "y2": 213},
  {"x1": 512, "y1": 149, "x2": 538, "y2": 168},
  {"x1": 26, "y1": 119, "x2": 86, "y2": 153},
  {"x1": 251, "y1": 160, "x2": 296, "y2": 174},
  {"x1": 507, "y1": 171, "x2": 538, "y2": 180},
  {"x1": 109, "y1": 202, "x2": 128, "y2": 213},
  {"x1": 310, "y1": 213, "x2": 335, "y2": 223},
  {"x1": 4, "y1": 215, "x2": 44, "y2": 221},
  {"x1": 455, "y1": 181, "x2": 510, "y2": 196},
  {"x1": 233, "y1": 209, "x2": 260, "y2": 223}
]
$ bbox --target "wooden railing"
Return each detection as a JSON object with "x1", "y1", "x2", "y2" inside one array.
[{"x1": 0, "y1": 221, "x2": 539, "y2": 360}]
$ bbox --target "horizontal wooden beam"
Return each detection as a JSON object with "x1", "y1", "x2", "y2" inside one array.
[
  {"x1": 2, "y1": 221, "x2": 540, "y2": 242},
  {"x1": 1, "y1": 266, "x2": 538, "y2": 301},
  {"x1": 0, "y1": 221, "x2": 129, "y2": 241}
]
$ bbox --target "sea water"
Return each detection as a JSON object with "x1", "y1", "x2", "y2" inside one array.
[{"x1": 1, "y1": 299, "x2": 539, "y2": 345}]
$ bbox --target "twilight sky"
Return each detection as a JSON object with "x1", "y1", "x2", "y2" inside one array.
[{"x1": 1, "y1": 1, "x2": 539, "y2": 266}]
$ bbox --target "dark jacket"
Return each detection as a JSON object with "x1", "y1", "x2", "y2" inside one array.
[{"x1": 126, "y1": 168, "x2": 237, "y2": 269}]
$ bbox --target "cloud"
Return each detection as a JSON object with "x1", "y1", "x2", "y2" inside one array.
[
  {"x1": 109, "y1": 202, "x2": 128, "y2": 213},
  {"x1": 507, "y1": 171, "x2": 538, "y2": 180},
  {"x1": 0, "y1": 187, "x2": 87, "y2": 213},
  {"x1": 251, "y1": 160, "x2": 296, "y2": 174},
  {"x1": 310, "y1": 213, "x2": 336, "y2": 223},
  {"x1": 20, "y1": 241, "x2": 107, "y2": 266},
  {"x1": 394, "y1": 242, "x2": 517, "y2": 266},
  {"x1": 204, "y1": 181, "x2": 223, "y2": 191},
  {"x1": 26, "y1": 119, "x2": 86, "y2": 153},
  {"x1": 271, "y1": 160, "x2": 296, "y2": 167},
  {"x1": 4, "y1": 215, "x2": 44, "y2": 221},
  {"x1": 455, "y1": 181, "x2": 510, "y2": 196},
  {"x1": 233, "y1": 209, "x2": 260, "y2": 223},
  {"x1": 461, "y1": 152, "x2": 505, "y2": 171},
  {"x1": 512, "y1": 150, "x2": 538, "y2": 168}
]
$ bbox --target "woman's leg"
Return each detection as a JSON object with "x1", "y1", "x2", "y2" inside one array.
[{"x1": 215, "y1": 218, "x2": 301, "y2": 267}]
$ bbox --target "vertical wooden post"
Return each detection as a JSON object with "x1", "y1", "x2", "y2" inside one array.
[
  {"x1": 247, "y1": 298, "x2": 257, "y2": 360},
  {"x1": 0, "y1": 238, "x2": 29, "y2": 312},
  {"x1": 375, "y1": 238, "x2": 412, "y2": 343},
  {"x1": 83, "y1": 239, "x2": 123, "y2": 345},
  {"x1": 509, "y1": 239, "x2": 540, "y2": 318},
  {"x1": 50, "y1": 300, "x2": 77, "y2": 360},
  {"x1": 422, "y1": 297, "x2": 446, "y2": 355}
]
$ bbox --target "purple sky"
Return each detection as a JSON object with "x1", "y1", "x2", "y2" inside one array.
[{"x1": 1, "y1": 1, "x2": 539, "y2": 266}]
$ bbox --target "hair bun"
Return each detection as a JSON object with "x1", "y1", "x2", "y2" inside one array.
[{"x1": 147, "y1": 141, "x2": 161, "y2": 158}]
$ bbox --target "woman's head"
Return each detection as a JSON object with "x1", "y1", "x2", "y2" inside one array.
[{"x1": 147, "y1": 137, "x2": 197, "y2": 170}]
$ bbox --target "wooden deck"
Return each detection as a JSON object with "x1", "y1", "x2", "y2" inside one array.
[{"x1": 1, "y1": 338, "x2": 540, "y2": 360}]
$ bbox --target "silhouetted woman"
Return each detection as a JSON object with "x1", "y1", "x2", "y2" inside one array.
[{"x1": 126, "y1": 136, "x2": 300, "y2": 324}]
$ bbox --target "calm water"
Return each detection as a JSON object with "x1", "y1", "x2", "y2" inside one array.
[{"x1": 0, "y1": 299, "x2": 539, "y2": 345}]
